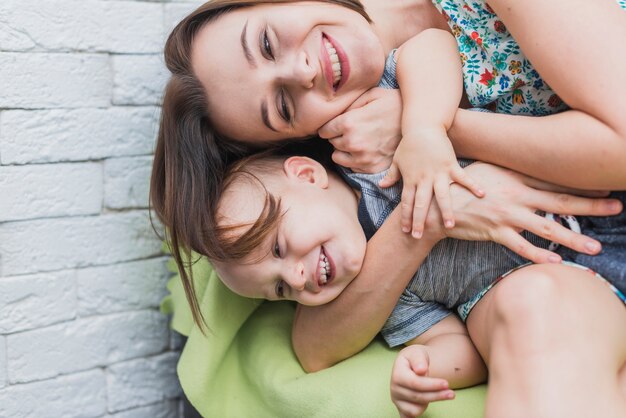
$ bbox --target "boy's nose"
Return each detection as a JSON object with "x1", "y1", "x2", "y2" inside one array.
[{"x1": 284, "y1": 261, "x2": 306, "y2": 291}]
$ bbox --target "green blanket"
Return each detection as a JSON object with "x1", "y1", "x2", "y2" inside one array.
[{"x1": 161, "y1": 256, "x2": 486, "y2": 417}]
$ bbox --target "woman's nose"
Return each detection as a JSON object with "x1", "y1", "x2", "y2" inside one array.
[
  {"x1": 281, "y1": 51, "x2": 315, "y2": 89},
  {"x1": 284, "y1": 261, "x2": 306, "y2": 291}
]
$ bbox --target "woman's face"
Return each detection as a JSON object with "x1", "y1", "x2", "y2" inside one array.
[{"x1": 191, "y1": 1, "x2": 385, "y2": 142}]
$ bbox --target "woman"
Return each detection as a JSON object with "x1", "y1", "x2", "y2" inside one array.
[{"x1": 150, "y1": 0, "x2": 626, "y2": 416}]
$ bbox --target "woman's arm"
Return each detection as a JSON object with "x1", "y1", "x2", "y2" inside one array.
[
  {"x1": 449, "y1": 0, "x2": 626, "y2": 189},
  {"x1": 292, "y1": 163, "x2": 623, "y2": 372}
]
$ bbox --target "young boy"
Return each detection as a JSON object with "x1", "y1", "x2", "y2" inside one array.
[{"x1": 209, "y1": 151, "x2": 626, "y2": 416}]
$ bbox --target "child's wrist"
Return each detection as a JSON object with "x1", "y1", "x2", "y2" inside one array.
[{"x1": 402, "y1": 125, "x2": 448, "y2": 140}]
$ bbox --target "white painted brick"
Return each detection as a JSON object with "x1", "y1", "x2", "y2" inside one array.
[
  {"x1": 77, "y1": 258, "x2": 169, "y2": 316},
  {"x1": 0, "y1": 53, "x2": 111, "y2": 109},
  {"x1": 107, "y1": 400, "x2": 180, "y2": 418},
  {"x1": 0, "y1": 107, "x2": 159, "y2": 164},
  {"x1": 105, "y1": 157, "x2": 153, "y2": 210},
  {"x1": 0, "y1": 212, "x2": 162, "y2": 276},
  {"x1": 0, "y1": 369, "x2": 107, "y2": 418},
  {"x1": 0, "y1": 272, "x2": 77, "y2": 334},
  {"x1": 107, "y1": 353, "x2": 182, "y2": 412},
  {"x1": 0, "y1": 0, "x2": 163, "y2": 53},
  {"x1": 164, "y1": 2, "x2": 206, "y2": 33},
  {"x1": 113, "y1": 55, "x2": 168, "y2": 106},
  {"x1": 7, "y1": 310, "x2": 169, "y2": 383},
  {"x1": 0, "y1": 163, "x2": 103, "y2": 222},
  {"x1": 0, "y1": 337, "x2": 6, "y2": 389}
]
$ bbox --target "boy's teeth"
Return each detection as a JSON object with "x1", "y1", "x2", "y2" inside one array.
[
  {"x1": 318, "y1": 252, "x2": 331, "y2": 284},
  {"x1": 323, "y1": 38, "x2": 342, "y2": 86}
]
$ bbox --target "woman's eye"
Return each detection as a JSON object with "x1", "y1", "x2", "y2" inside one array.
[
  {"x1": 280, "y1": 90, "x2": 291, "y2": 123},
  {"x1": 275, "y1": 280, "x2": 285, "y2": 298},
  {"x1": 263, "y1": 29, "x2": 273, "y2": 59}
]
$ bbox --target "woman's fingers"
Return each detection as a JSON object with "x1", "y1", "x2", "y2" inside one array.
[
  {"x1": 527, "y1": 189, "x2": 622, "y2": 217},
  {"x1": 380, "y1": 163, "x2": 402, "y2": 188},
  {"x1": 516, "y1": 211, "x2": 602, "y2": 256},
  {"x1": 494, "y1": 228, "x2": 562, "y2": 264}
]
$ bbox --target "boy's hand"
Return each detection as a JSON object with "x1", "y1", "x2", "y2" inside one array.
[
  {"x1": 391, "y1": 345, "x2": 455, "y2": 418},
  {"x1": 380, "y1": 128, "x2": 484, "y2": 238}
]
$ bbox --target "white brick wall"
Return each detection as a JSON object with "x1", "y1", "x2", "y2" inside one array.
[{"x1": 0, "y1": 0, "x2": 205, "y2": 416}]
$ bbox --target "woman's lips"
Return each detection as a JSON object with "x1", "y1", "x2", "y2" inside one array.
[
  {"x1": 324, "y1": 33, "x2": 349, "y2": 91},
  {"x1": 320, "y1": 33, "x2": 350, "y2": 93}
]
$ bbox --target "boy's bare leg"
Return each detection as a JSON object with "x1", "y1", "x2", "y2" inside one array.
[{"x1": 466, "y1": 264, "x2": 626, "y2": 418}]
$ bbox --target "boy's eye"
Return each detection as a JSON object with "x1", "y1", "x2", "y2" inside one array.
[
  {"x1": 275, "y1": 280, "x2": 285, "y2": 298},
  {"x1": 272, "y1": 240, "x2": 281, "y2": 258},
  {"x1": 262, "y1": 29, "x2": 274, "y2": 59}
]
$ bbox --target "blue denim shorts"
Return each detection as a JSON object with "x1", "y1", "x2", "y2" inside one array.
[
  {"x1": 457, "y1": 261, "x2": 626, "y2": 321},
  {"x1": 556, "y1": 191, "x2": 626, "y2": 296}
]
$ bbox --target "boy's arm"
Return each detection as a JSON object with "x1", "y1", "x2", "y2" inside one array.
[
  {"x1": 403, "y1": 315, "x2": 487, "y2": 388},
  {"x1": 391, "y1": 315, "x2": 487, "y2": 417},
  {"x1": 292, "y1": 209, "x2": 441, "y2": 372},
  {"x1": 382, "y1": 29, "x2": 484, "y2": 236},
  {"x1": 396, "y1": 28, "x2": 461, "y2": 134}
]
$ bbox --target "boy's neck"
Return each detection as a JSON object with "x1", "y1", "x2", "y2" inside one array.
[
  {"x1": 364, "y1": 0, "x2": 450, "y2": 54},
  {"x1": 328, "y1": 170, "x2": 361, "y2": 206}
]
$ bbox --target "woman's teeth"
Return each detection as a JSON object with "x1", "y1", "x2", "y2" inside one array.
[
  {"x1": 319, "y1": 252, "x2": 331, "y2": 284},
  {"x1": 324, "y1": 38, "x2": 342, "y2": 87}
]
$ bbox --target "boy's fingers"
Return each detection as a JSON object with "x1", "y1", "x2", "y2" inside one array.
[
  {"x1": 401, "y1": 185, "x2": 417, "y2": 234},
  {"x1": 434, "y1": 179, "x2": 455, "y2": 228},
  {"x1": 412, "y1": 183, "x2": 433, "y2": 238},
  {"x1": 452, "y1": 168, "x2": 485, "y2": 198},
  {"x1": 402, "y1": 375, "x2": 450, "y2": 393},
  {"x1": 395, "y1": 387, "x2": 455, "y2": 405},
  {"x1": 394, "y1": 400, "x2": 426, "y2": 418},
  {"x1": 380, "y1": 163, "x2": 402, "y2": 188}
]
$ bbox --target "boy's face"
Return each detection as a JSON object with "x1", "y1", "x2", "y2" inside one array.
[{"x1": 214, "y1": 156, "x2": 367, "y2": 306}]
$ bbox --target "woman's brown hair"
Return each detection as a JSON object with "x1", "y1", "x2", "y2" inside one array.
[{"x1": 150, "y1": 0, "x2": 369, "y2": 330}]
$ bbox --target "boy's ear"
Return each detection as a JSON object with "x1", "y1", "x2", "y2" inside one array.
[{"x1": 283, "y1": 156, "x2": 329, "y2": 188}]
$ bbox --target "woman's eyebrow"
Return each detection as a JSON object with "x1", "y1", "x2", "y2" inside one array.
[
  {"x1": 261, "y1": 101, "x2": 278, "y2": 132},
  {"x1": 240, "y1": 20, "x2": 257, "y2": 68}
]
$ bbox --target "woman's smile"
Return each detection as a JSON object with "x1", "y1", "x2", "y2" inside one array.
[
  {"x1": 190, "y1": 2, "x2": 385, "y2": 143},
  {"x1": 321, "y1": 33, "x2": 349, "y2": 91}
]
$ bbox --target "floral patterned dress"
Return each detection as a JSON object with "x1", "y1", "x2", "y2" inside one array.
[{"x1": 431, "y1": 0, "x2": 626, "y2": 115}]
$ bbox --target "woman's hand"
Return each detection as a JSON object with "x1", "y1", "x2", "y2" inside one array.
[
  {"x1": 426, "y1": 162, "x2": 624, "y2": 264},
  {"x1": 318, "y1": 87, "x2": 402, "y2": 173}
]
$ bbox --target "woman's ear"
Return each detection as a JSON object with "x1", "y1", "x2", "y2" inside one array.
[{"x1": 283, "y1": 156, "x2": 329, "y2": 188}]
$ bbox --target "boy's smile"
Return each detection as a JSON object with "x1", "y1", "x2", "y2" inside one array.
[{"x1": 213, "y1": 156, "x2": 366, "y2": 305}]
